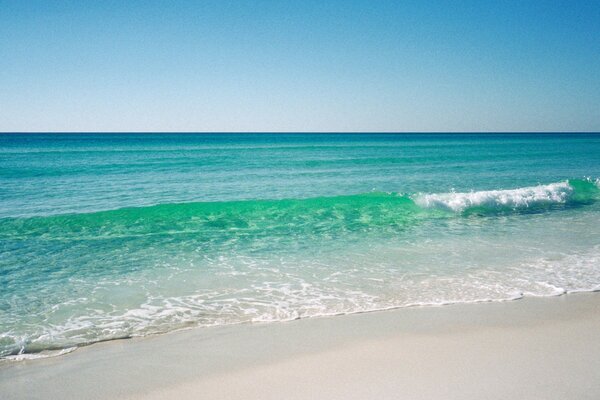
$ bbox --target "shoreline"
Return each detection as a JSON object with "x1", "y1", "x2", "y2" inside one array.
[{"x1": 2, "y1": 292, "x2": 600, "y2": 399}]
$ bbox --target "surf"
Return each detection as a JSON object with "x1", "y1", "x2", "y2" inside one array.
[
  {"x1": 1, "y1": 178, "x2": 599, "y2": 360},
  {"x1": 414, "y1": 178, "x2": 599, "y2": 213},
  {"x1": 1, "y1": 179, "x2": 598, "y2": 240}
]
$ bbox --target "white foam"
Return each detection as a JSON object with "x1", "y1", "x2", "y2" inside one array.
[
  {"x1": 3, "y1": 347, "x2": 77, "y2": 362},
  {"x1": 414, "y1": 181, "x2": 573, "y2": 212},
  {"x1": 4, "y1": 222, "x2": 600, "y2": 361}
]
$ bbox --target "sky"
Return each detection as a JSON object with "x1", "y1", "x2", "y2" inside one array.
[{"x1": 1, "y1": 0, "x2": 599, "y2": 132}]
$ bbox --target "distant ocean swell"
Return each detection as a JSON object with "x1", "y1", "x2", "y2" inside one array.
[{"x1": 1, "y1": 178, "x2": 599, "y2": 360}]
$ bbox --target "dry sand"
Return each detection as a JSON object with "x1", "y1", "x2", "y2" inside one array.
[{"x1": 1, "y1": 293, "x2": 599, "y2": 399}]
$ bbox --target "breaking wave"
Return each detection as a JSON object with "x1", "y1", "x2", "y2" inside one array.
[{"x1": 414, "y1": 179, "x2": 599, "y2": 212}]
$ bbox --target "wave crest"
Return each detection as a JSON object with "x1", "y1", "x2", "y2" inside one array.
[{"x1": 414, "y1": 179, "x2": 597, "y2": 212}]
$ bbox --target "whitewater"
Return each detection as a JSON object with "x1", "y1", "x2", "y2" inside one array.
[{"x1": 1, "y1": 133, "x2": 600, "y2": 360}]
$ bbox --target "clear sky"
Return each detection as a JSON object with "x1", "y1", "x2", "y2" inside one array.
[{"x1": 1, "y1": 0, "x2": 599, "y2": 132}]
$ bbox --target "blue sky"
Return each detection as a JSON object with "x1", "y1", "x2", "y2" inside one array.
[{"x1": 1, "y1": 0, "x2": 599, "y2": 132}]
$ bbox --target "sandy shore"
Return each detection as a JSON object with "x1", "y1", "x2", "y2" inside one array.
[{"x1": 1, "y1": 293, "x2": 600, "y2": 399}]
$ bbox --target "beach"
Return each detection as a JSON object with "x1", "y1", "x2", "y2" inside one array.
[
  {"x1": 3, "y1": 0, "x2": 600, "y2": 398},
  {"x1": 2, "y1": 293, "x2": 599, "y2": 399},
  {"x1": 2, "y1": 133, "x2": 600, "y2": 399}
]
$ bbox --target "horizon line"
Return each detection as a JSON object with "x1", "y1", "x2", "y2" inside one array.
[{"x1": 0, "y1": 131, "x2": 600, "y2": 135}]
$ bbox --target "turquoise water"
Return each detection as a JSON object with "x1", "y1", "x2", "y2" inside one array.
[{"x1": 1, "y1": 133, "x2": 600, "y2": 359}]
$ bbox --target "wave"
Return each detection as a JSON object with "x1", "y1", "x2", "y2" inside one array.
[
  {"x1": 1, "y1": 179, "x2": 598, "y2": 240},
  {"x1": 414, "y1": 179, "x2": 599, "y2": 213}
]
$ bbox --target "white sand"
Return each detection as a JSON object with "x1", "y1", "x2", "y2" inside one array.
[{"x1": 1, "y1": 293, "x2": 599, "y2": 399}]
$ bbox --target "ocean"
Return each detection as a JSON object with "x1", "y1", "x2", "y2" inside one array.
[{"x1": 1, "y1": 133, "x2": 599, "y2": 359}]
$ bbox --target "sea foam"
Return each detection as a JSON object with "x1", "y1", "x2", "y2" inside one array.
[{"x1": 414, "y1": 181, "x2": 575, "y2": 212}]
